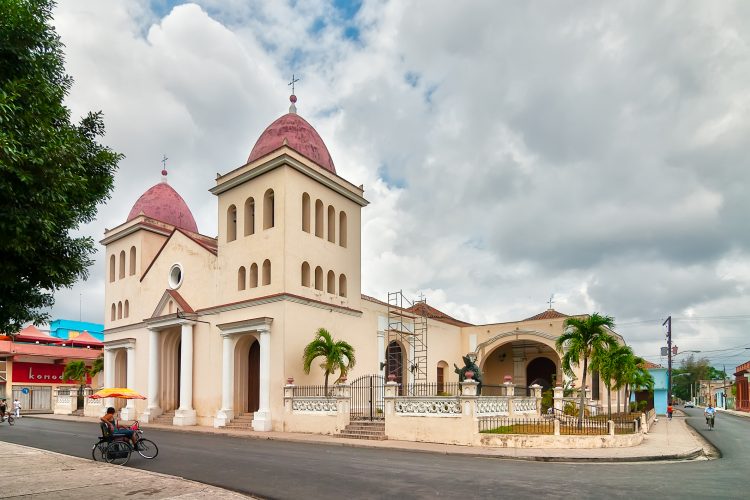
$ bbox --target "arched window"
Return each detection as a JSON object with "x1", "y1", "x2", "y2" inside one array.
[
  {"x1": 339, "y1": 212, "x2": 347, "y2": 248},
  {"x1": 227, "y1": 205, "x2": 237, "y2": 241},
  {"x1": 119, "y1": 250, "x2": 125, "y2": 279},
  {"x1": 314, "y1": 266, "x2": 323, "y2": 291},
  {"x1": 124, "y1": 300, "x2": 129, "y2": 318},
  {"x1": 339, "y1": 274, "x2": 347, "y2": 297},
  {"x1": 262, "y1": 259, "x2": 271, "y2": 285},
  {"x1": 315, "y1": 199, "x2": 324, "y2": 237},
  {"x1": 238, "y1": 266, "x2": 246, "y2": 290},
  {"x1": 244, "y1": 197, "x2": 255, "y2": 236},
  {"x1": 110, "y1": 304, "x2": 116, "y2": 321},
  {"x1": 387, "y1": 341, "x2": 404, "y2": 394},
  {"x1": 301, "y1": 262, "x2": 311, "y2": 287},
  {"x1": 249, "y1": 263, "x2": 259, "y2": 288},
  {"x1": 327, "y1": 206, "x2": 336, "y2": 243},
  {"x1": 327, "y1": 270, "x2": 335, "y2": 294},
  {"x1": 437, "y1": 361, "x2": 448, "y2": 393},
  {"x1": 109, "y1": 255, "x2": 115, "y2": 282},
  {"x1": 302, "y1": 193, "x2": 311, "y2": 233},
  {"x1": 117, "y1": 301, "x2": 123, "y2": 320},
  {"x1": 129, "y1": 246, "x2": 136, "y2": 275},
  {"x1": 263, "y1": 189, "x2": 274, "y2": 229}
]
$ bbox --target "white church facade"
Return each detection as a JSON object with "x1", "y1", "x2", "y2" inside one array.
[{"x1": 101, "y1": 95, "x2": 625, "y2": 431}]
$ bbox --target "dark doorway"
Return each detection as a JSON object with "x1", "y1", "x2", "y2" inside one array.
[
  {"x1": 248, "y1": 340, "x2": 260, "y2": 413},
  {"x1": 386, "y1": 341, "x2": 404, "y2": 395},
  {"x1": 526, "y1": 357, "x2": 556, "y2": 391}
]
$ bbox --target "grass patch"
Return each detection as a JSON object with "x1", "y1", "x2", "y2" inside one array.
[{"x1": 481, "y1": 424, "x2": 554, "y2": 435}]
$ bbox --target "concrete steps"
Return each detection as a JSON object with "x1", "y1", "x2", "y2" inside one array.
[
  {"x1": 152, "y1": 410, "x2": 175, "y2": 425},
  {"x1": 224, "y1": 413, "x2": 254, "y2": 431},
  {"x1": 336, "y1": 419, "x2": 386, "y2": 440}
]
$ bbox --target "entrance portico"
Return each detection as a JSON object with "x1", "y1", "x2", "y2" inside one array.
[
  {"x1": 103, "y1": 338, "x2": 136, "y2": 419},
  {"x1": 141, "y1": 316, "x2": 197, "y2": 426},
  {"x1": 214, "y1": 317, "x2": 273, "y2": 431}
]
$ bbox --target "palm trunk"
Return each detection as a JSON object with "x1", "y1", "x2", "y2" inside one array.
[
  {"x1": 617, "y1": 387, "x2": 621, "y2": 415},
  {"x1": 324, "y1": 371, "x2": 330, "y2": 396},
  {"x1": 579, "y1": 356, "x2": 588, "y2": 426},
  {"x1": 607, "y1": 383, "x2": 612, "y2": 420},
  {"x1": 624, "y1": 383, "x2": 629, "y2": 414}
]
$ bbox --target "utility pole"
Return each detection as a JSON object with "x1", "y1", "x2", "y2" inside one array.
[{"x1": 664, "y1": 316, "x2": 672, "y2": 406}]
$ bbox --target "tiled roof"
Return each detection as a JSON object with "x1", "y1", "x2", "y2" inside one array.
[
  {"x1": 406, "y1": 302, "x2": 474, "y2": 327},
  {"x1": 641, "y1": 361, "x2": 663, "y2": 369},
  {"x1": 523, "y1": 309, "x2": 569, "y2": 321}
]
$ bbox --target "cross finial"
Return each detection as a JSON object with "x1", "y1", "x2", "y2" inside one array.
[
  {"x1": 418, "y1": 292, "x2": 426, "y2": 302},
  {"x1": 288, "y1": 74, "x2": 300, "y2": 95},
  {"x1": 547, "y1": 294, "x2": 555, "y2": 310},
  {"x1": 160, "y1": 154, "x2": 169, "y2": 181}
]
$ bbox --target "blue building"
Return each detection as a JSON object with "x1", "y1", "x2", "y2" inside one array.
[
  {"x1": 631, "y1": 362, "x2": 667, "y2": 415},
  {"x1": 48, "y1": 319, "x2": 104, "y2": 341}
]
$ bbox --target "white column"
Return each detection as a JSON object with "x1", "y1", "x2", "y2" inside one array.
[
  {"x1": 103, "y1": 348, "x2": 115, "y2": 413},
  {"x1": 174, "y1": 322, "x2": 196, "y2": 426},
  {"x1": 120, "y1": 346, "x2": 137, "y2": 420},
  {"x1": 377, "y1": 329, "x2": 385, "y2": 374},
  {"x1": 253, "y1": 326, "x2": 272, "y2": 431},
  {"x1": 142, "y1": 329, "x2": 161, "y2": 423},
  {"x1": 214, "y1": 334, "x2": 235, "y2": 428}
]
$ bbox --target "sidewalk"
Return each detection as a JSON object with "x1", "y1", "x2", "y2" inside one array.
[
  {"x1": 0, "y1": 440, "x2": 249, "y2": 499},
  {"x1": 26, "y1": 412, "x2": 713, "y2": 463},
  {"x1": 717, "y1": 407, "x2": 750, "y2": 419}
]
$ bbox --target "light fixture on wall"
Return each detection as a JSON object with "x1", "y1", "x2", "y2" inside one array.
[
  {"x1": 410, "y1": 363, "x2": 418, "y2": 373},
  {"x1": 379, "y1": 362, "x2": 386, "y2": 371},
  {"x1": 498, "y1": 353, "x2": 506, "y2": 362}
]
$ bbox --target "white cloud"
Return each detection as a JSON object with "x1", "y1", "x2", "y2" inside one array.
[{"x1": 48, "y1": 0, "x2": 750, "y2": 368}]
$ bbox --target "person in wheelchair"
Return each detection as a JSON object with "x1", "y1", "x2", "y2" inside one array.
[{"x1": 100, "y1": 407, "x2": 137, "y2": 447}]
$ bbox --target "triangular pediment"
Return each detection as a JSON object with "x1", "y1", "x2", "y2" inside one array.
[{"x1": 151, "y1": 289, "x2": 195, "y2": 319}]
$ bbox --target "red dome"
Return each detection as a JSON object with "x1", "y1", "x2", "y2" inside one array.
[
  {"x1": 248, "y1": 113, "x2": 336, "y2": 174},
  {"x1": 127, "y1": 182, "x2": 199, "y2": 233}
]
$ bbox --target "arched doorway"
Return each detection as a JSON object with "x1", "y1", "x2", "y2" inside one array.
[
  {"x1": 160, "y1": 329, "x2": 181, "y2": 412},
  {"x1": 234, "y1": 335, "x2": 260, "y2": 415},
  {"x1": 526, "y1": 357, "x2": 556, "y2": 391},
  {"x1": 386, "y1": 341, "x2": 404, "y2": 395}
]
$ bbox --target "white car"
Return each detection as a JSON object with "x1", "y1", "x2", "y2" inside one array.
[{"x1": 684, "y1": 401, "x2": 695, "y2": 408}]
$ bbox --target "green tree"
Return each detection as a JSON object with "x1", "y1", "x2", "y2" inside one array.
[
  {"x1": 62, "y1": 359, "x2": 96, "y2": 408},
  {"x1": 302, "y1": 328, "x2": 356, "y2": 395},
  {"x1": 623, "y1": 356, "x2": 654, "y2": 414},
  {"x1": 592, "y1": 343, "x2": 633, "y2": 419},
  {"x1": 0, "y1": 0, "x2": 122, "y2": 333},
  {"x1": 89, "y1": 354, "x2": 104, "y2": 378},
  {"x1": 556, "y1": 313, "x2": 617, "y2": 423}
]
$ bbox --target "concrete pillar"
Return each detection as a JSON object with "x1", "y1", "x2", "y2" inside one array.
[
  {"x1": 142, "y1": 329, "x2": 161, "y2": 423},
  {"x1": 253, "y1": 326, "x2": 272, "y2": 431},
  {"x1": 335, "y1": 383, "x2": 351, "y2": 432},
  {"x1": 377, "y1": 317, "x2": 387, "y2": 374},
  {"x1": 103, "y1": 348, "x2": 115, "y2": 411},
  {"x1": 554, "y1": 419, "x2": 560, "y2": 436},
  {"x1": 529, "y1": 383, "x2": 543, "y2": 416},
  {"x1": 174, "y1": 322, "x2": 196, "y2": 426},
  {"x1": 120, "y1": 347, "x2": 137, "y2": 420},
  {"x1": 553, "y1": 386, "x2": 564, "y2": 414},
  {"x1": 512, "y1": 345, "x2": 525, "y2": 386},
  {"x1": 214, "y1": 333, "x2": 235, "y2": 428}
]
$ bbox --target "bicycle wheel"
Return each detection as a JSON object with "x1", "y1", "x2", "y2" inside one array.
[
  {"x1": 104, "y1": 441, "x2": 132, "y2": 466},
  {"x1": 91, "y1": 441, "x2": 108, "y2": 461},
  {"x1": 7, "y1": 415, "x2": 14, "y2": 425},
  {"x1": 135, "y1": 438, "x2": 159, "y2": 459}
]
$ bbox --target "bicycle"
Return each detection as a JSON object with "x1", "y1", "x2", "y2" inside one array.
[
  {"x1": 92, "y1": 420, "x2": 158, "y2": 465},
  {"x1": 0, "y1": 413, "x2": 14, "y2": 426},
  {"x1": 706, "y1": 414, "x2": 715, "y2": 430}
]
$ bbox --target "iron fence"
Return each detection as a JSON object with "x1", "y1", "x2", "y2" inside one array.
[
  {"x1": 292, "y1": 385, "x2": 332, "y2": 397},
  {"x1": 612, "y1": 417, "x2": 638, "y2": 434},
  {"x1": 408, "y1": 382, "x2": 461, "y2": 397},
  {"x1": 478, "y1": 416, "x2": 554, "y2": 435},
  {"x1": 350, "y1": 374, "x2": 385, "y2": 420}
]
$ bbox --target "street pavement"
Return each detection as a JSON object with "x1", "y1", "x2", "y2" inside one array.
[{"x1": 0, "y1": 410, "x2": 747, "y2": 499}]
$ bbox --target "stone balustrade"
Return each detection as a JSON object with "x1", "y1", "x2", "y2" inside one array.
[{"x1": 283, "y1": 383, "x2": 350, "y2": 434}]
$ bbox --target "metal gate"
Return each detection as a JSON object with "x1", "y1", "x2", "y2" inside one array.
[
  {"x1": 12, "y1": 386, "x2": 52, "y2": 412},
  {"x1": 350, "y1": 374, "x2": 385, "y2": 420}
]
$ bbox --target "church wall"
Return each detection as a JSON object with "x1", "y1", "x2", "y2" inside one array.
[
  {"x1": 215, "y1": 167, "x2": 286, "y2": 304},
  {"x1": 282, "y1": 166, "x2": 362, "y2": 310}
]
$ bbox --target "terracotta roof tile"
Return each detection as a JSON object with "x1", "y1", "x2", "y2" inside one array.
[{"x1": 523, "y1": 309, "x2": 569, "y2": 321}]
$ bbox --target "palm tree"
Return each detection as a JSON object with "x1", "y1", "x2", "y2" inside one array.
[
  {"x1": 302, "y1": 328, "x2": 356, "y2": 396},
  {"x1": 89, "y1": 354, "x2": 104, "y2": 379},
  {"x1": 556, "y1": 313, "x2": 617, "y2": 423},
  {"x1": 62, "y1": 360, "x2": 91, "y2": 409},
  {"x1": 622, "y1": 356, "x2": 654, "y2": 414},
  {"x1": 593, "y1": 343, "x2": 633, "y2": 419}
]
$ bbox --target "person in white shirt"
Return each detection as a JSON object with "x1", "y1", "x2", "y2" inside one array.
[
  {"x1": 704, "y1": 404, "x2": 716, "y2": 427},
  {"x1": 13, "y1": 398, "x2": 21, "y2": 418}
]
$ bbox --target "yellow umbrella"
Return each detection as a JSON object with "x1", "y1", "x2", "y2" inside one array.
[{"x1": 89, "y1": 387, "x2": 146, "y2": 400}]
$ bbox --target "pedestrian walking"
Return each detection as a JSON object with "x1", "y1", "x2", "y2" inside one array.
[
  {"x1": 667, "y1": 403, "x2": 673, "y2": 419},
  {"x1": 13, "y1": 398, "x2": 21, "y2": 418}
]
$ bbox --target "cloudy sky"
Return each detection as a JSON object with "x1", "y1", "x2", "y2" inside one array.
[{"x1": 48, "y1": 0, "x2": 750, "y2": 370}]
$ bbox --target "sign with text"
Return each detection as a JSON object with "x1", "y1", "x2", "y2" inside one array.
[{"x1": 11, "y1": 362, "x2": 91, "y2": 384}]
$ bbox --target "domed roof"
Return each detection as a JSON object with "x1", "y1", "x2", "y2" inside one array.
[
  {"x1": 248, "y1": 110, "x2": 336, "y2": 174},
  {"x1": 127, "y1": 178, "x2": 198, "y2": 233}
]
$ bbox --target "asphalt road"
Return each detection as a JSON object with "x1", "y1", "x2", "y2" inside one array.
[{"x1": 0, "y1": 413, "x2": 748, "y2": 499}]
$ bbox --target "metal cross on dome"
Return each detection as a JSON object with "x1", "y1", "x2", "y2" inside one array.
[
  {"x1": 161, "y1": 154, "x2": 168, "y2": 169},
  {"x1": 288, "y1": 74, "x2": 300, "y2": 94},
  {"x1": 547, "y1": 294, "x2": 555, "y2": 310}
]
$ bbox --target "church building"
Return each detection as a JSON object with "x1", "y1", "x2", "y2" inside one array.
[{"x1": 101, "y1": 95, "x2": 623, "y2": 430}]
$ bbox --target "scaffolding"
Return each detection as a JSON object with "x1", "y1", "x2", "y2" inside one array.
[{"x1": 387, "y1": 290, "x2": 428, "y2": 393}]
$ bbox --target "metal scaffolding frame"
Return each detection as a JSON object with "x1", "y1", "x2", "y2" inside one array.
[{"x1": 387, "y1": 290, "x2": 428, "y2": 393}]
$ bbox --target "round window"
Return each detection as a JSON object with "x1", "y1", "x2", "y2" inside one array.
[{"x1": 169, "y1": 263, "x2": 184, "y2": 289}]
